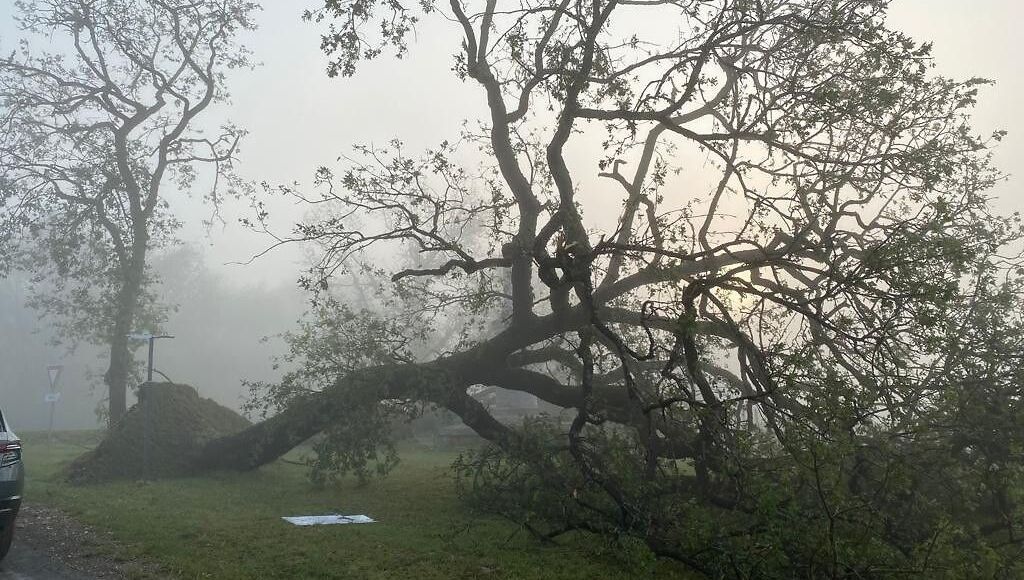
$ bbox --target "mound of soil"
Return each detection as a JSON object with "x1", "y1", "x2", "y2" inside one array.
[{"x1": 66, "y1": 382, "x2": 251, "y2": 484}]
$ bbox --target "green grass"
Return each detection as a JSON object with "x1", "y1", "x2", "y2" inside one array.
[{"x1": 21, "y1": 431, "x2": 695, "y2": 579}]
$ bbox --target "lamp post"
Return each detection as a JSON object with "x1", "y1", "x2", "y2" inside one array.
[
  {"x1": 127, "y1": 333, "x2": 175, "y2": 382},
  {"x1": 127, "y1": 332, "x2": 174, "y2": 479}
]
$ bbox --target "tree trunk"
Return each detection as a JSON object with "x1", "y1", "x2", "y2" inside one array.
[
  {"x1": 193, "y1": 359, "x2": 513, "y2": 471},
  {"x1": 190, "y1": 311, "x2": 586, "y2": 472},
  {"x1": 104, "y1": 244, "x2": 147, "y2": 426},
  {"x1": 104, "y1": 325, "x2": 131, "y2": 425},
  {"x1": 162, "y1": 308, "x2": 600, "y2": 474}
]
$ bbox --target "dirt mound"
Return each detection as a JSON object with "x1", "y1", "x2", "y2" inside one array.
[{"x1": 66, "y1": 382, "x2": 251, "y2": 483}]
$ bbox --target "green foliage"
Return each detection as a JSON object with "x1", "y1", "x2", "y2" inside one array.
[
  {"x1": 245, "y1": 296, "x2": 431, "y2": 483},
  {"x1": 305, "y1": 0, "x2": 436, "y2": 78},
  {"x1": 306, "y1": 410, "x2": 401, "y2": 485},
  {"x1": 456, "y1": 398, "x2": 1024, "y2": 578},
  {"x1": 452, "y1": 247, "x2": 1024, "y2": 576}
]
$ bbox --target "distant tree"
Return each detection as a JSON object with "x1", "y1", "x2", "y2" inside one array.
[
  {"x1": 0, "y1": 0, "x2": 258, "y2": 423},
  {"x1": 91, "y1": 0, "x2": 1024, "y2": 574}
]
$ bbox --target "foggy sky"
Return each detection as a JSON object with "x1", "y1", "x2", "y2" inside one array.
[
  {"x1": 1, "y1": 1, "x2": 1019, "y2": 286},
  {"x1": 182, "y1": 0, "x2": 1024, "y2": 288}
]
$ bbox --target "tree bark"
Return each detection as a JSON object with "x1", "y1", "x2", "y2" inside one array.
[
  {"x1": 104, "y1": 242, "x2": 147, "y2": 425},
  {"x1": 104, "y1": 324, "x2": 131, "y2": 425},
  {"x1": 193, "y1": 360, "x2": 514, "y2": 471},
  {"x1": 190, "y1": 307, "x2": 608, "y2": 472}
]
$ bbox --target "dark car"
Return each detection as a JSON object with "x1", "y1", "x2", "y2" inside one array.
[{"x1": 0, "y1": 409, "x2": 23, "y2": 561}]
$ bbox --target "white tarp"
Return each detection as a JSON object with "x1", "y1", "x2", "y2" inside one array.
[{"x1": 282, "y1": 514, "x2": 375, "y2": 526}]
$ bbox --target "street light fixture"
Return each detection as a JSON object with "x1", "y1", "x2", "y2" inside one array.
[{"x1": 127, "y1": 333, "x2": 175, "y2": 382}]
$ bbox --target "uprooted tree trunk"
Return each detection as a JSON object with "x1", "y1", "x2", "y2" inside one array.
[
  {"x1": 135, "y1": 297, "x2": 691, "y2": 479},
  {"x1": 71, "y1": 303, "x2": 662, "y2": 483},
  {"x1": 193, "y1": 362, "x2": 486, "y2": 471},
  {"x1": 68, "y1": 313, "x2": 563, "y2": 482},
  {"x1": 191, "y1": 319, "x2": 569, "y2": 473}
]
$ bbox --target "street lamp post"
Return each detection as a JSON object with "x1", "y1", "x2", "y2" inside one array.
[
  {"x1": 127, "y1": 333, "x2": 175, "y2": 382},
  {"x1": 127, "y1": 332, "x2": 174, "y2": 479}
]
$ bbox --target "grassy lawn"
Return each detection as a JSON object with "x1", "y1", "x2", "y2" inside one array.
[{"x1": 21, "y1": 431, "x2": 695, "y2": 579}]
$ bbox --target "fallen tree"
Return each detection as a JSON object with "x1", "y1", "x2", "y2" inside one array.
[{"x1": 91, "y1": 0, "x2": 1024, "y2": 576}]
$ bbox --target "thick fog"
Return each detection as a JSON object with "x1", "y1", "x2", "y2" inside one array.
[
  {"x1": 0, "y1": 0, "x2": 1021, "y2": 430},
  {"x1": 0, "y1": 250, "x2": 305, "y2": 430}
]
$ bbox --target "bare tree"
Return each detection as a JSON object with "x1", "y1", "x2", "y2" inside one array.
[{"x1": 0, "y1": 0, "x2": 258, "y2": 423}]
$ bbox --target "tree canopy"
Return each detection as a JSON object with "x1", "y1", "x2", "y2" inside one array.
[{"x1": 0, "y1": 0, "x2": 258, "y2": 422}]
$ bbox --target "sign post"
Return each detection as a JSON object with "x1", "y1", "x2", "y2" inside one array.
[
  {"x1": 127, "y1": 332, "x2": 174, "y2": 479},
  {"x1": 45, "y1": 364, "x2": 63, "y2": 442}
]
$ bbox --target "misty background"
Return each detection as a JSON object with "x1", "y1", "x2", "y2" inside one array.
[{"x1": 0, "y1": 0, "x2": 1020, "y2": 431}]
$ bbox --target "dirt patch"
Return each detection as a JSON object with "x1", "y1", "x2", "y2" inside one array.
[
  {"x1": 14, "y1": 503, "x2": 172, "y2": 579},
  {"x1": 65, "y1": 383, "x2": 250, "y2": 483}
]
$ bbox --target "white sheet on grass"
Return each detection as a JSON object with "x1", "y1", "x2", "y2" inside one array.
[{"x1": 282, "y1": 514, "x2": 375, "y2": 526}]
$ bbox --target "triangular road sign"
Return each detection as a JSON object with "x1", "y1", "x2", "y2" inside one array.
[{"x1": 46, "y1": 364, "x2": 63, "y2": 389}]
